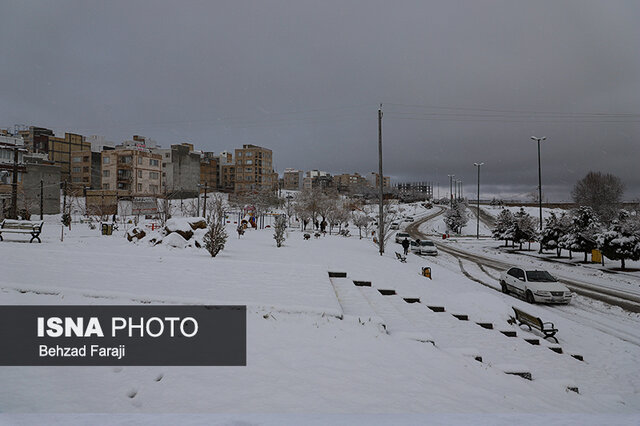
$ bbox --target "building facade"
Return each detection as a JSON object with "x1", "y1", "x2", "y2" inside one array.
[
  {"x1": 101, "y1": 149, "x2": 162, "y2": 197},
  {"x1": 366, "y1": 172, "x2": 391, "y2": 189},
  {"x1": 283, "y1": 168, "x2": 303, "y2": 190},
  {"x1": 234, "y1": 144, "x2": 277, "y2": 193},
  {"x1": 200, "y1": 152, "x2": 219, "y2": 192}
]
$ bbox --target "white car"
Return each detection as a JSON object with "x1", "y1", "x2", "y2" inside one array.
[
  {"x1": 411, "y1": 240, "x2": 438, "y2": 256},
  {"x1": 390, "y1": 222, "x2": 400, "y2": 230},
  {"x1": 395, "y1": 232, "x2": 411, "y2": 244},
  {"x1": 403, "y1": 217, "x2": 415, "y2": 222},
  {"x1": 500, "y1": 267, "x2": 572, "y2": 304}
]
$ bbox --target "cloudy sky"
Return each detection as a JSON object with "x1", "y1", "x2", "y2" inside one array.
[{"x1": 1, "y1": 1, "x2": 638, "y2": 201}]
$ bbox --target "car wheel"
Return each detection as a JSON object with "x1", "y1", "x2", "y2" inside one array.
[
  {"x1": 500, "y1": 281, "x2": 508, "y2": 294},
  {"x1": 525, "y1": 290, "x2": 535, "y2": 304}
]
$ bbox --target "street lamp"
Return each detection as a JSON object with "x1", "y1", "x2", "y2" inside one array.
[
  {"x1": 530, "y1": 136, "x2": 546, "y2": 231},
  {"x1": 448, "y1": 174, "x2": 455, "y2": 205},
  {"x1": 473, "y1": 163, "x2": 484, "y2": 239}
]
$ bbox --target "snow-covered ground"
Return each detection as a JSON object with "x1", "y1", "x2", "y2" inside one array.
[{"x1": 1, "y1": 210, "x2": 639, "y2": 421}]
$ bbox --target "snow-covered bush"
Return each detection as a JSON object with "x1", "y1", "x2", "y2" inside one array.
[
  {"x1": 273, "y1": 215, "x2": 287, "y2": 247},
  {"x1": 203, "y1": 196, "x2": 228, "y2": 257},
  {"x1": 596, "y1": 210, "x2": 640, "y2": 269},
  {"x1": 443, "y1": 201, "x2": 468, "y2": 234}
]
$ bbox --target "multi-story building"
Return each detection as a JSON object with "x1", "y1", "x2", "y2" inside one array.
[
  {"x1": 283, "y1": 168, "x2": 303, "y2": 190},
  {"x1": 334, "y1": 172, "x2": 367, "y2": 192},
  {"x1": 200, "y1": 152, "x2": 219, "y2": 192},
  {"x1": 70, "y1": 150, "x2": 105, "y2": 190},
  {"x1": 0, "y1": 136, "x2": 26, "y2": 214},
  {"x1": 234, "y1": 144, "x2": 277, "y2": 193},
  {"x1": 101, "y1": 149, "x2": 162, "y2": 197},
  {"x1": 366, "y1": 172, "x2": 391, "y2": 189},
  {"x1": 150, "y1": 143, "x2": 200, "y2": 198},
  {"x1": 19, "y1": 127, "x2": 90, "y2": 183},
  {"x1": 396, "y1": 182, "x2": 433, "y2": 199}
]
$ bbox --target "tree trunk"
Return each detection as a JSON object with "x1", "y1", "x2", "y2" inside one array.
[
  {"x1": 557, "y1": 248, "x2": 561, "y2": 258},
  {"x1": 621, "y1": 258, "x2": 625, "y2": 270},
  {"x1": 569, "y1": 250, "x2": 572, "y2": 259},
  {"x1": 584, "y1": 251, "x2": 588, "y2": 263},
  {"x1": 519, "y1": 242, "x2": 522, "y2": 250}
]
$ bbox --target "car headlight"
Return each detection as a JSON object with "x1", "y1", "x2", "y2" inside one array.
[{"x1": 535, "y1": 291, "x2": 551, "y2": 296}]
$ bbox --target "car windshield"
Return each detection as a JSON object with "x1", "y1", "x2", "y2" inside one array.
[
  {"x1": 420, "y1": 241, "x2": 434, "y2": 246},
  {"x1": 526, "y1": 271, "x2": 556, "y2": 282}
]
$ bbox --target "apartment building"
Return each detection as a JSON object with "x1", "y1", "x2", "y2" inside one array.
[
  {"x1": 19, "y1": 127, "x2": 90, "y2": 182},
  {"x1": 151, "y1": 143, "x2": 200, "y2": 198},
  {"x1": 283, "y1": 168, "x2": 303, "y2": 190},
  {"x1": 334, "y1": 172, "x2": 367, "y2": 192},
  {"x1": 101, "y1": 149, "x2": 162, "y2": 197},
  {"x1": 200, "y1": 152, "x2": 219, "y2": 192},
  {"x1": 234, "y1": 144, "x2": 278, "y2": 193},
  {"x1": 367, "y1": 172, "x2": 391, "y2": 189},
  {"x1": 70, "y1": 150, "x2": 106, "y2": 190}
]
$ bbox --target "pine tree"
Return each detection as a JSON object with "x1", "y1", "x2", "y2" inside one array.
[
  {"x1": 559, "y1": 206, "x2": 601, "y2": 262},
  {"x1": 596, "y1": 210, "x2": 640, "y2": 270},
  {"x1": 540, "y1": 212, "x2": 571, "y2": 257},
  {"x1": 508, "y1": 208, "x2": 538, "y2": 250},
  {"x1": 273, "y1": 214, "x2": 287, "y2": 247},
  {"x1": 443, "y1": 201, "x2": 469, "y2": 234},
  {"x1": 492, "y1": 208, "x2": 514, "y2": 246}
]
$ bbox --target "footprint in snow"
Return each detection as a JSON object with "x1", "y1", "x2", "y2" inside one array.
[
  {"x1": 112, "y1": 367, "x2": 123, "y2": 373},
  {"x1": 155, "y1": 373, "x2": 164, "y2": 382},
  {"x1": 127, "y1": 388, "x2": 138, "y2": 399}
]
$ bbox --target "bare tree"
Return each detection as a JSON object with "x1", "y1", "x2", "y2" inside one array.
[
  {"x1": 572, "y1": 171, "x2": 624, "y2": 221},
  {"x1": 373, "y1": 201, "x2": 399, "y2": 250},
  {"x1": 352, "y1": 211, "x2": 373, "y2": 239}
]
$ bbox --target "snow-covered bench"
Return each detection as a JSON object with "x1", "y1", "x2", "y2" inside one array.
[
  {"x1": 512, "y1": 306, "x2": 558, "y2": 343},
  {"x1": 0, "y1": 219, "x2": 44, "y2": 243}
]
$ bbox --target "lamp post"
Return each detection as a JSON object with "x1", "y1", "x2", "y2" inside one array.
[
  {"x1": 530, "y1": 136, "x2": 546, "y2": 231},
  {"x1": 473, "y1": 162, "x2": 484, "y2": 239},
  {"x1": 448, "y1": 174, "x2": 455, "y2": 206}
]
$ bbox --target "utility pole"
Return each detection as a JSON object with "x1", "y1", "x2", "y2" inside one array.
[
  {"x1": 531, "y1": 136, "x2": 546, "y2": 231},
  {"x1": 474, "y1": 163, "x2": 484, "y2": 239},
  {"x1": 10, "y1": 147, "x2": 19, "y2": 219},
  {"x1": 202, "y1": 182, "x2": 208, "y2": 218},
  {"x1": 40, "y1": 179, "x2": 44, "y2": 220},
  {"x1": 378, "y1": 104, "x2": 384, "y2": 256},
  {"x1": 448, "y1": 175, "x2": 454, "y2": 206}
]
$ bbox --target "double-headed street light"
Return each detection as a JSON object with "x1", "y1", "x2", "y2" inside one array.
[
  {"x1": 530, "y1": 136, "x2": 546, "y2": 231},
  {"x1": 473, "y1": 162, "x2": 484, "y2": 239},
  {"x1": 448, "y1": 174, "x2": 455, "y2": 206}
]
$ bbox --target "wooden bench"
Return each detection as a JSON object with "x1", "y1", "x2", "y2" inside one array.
[
  {"x1": 512, "y1": 306, "x2": 558, "y2": 343},
  {"x1": 0, "y1": 219, "x2": 44, "y2": 243},
  {"x1": 395, "y1": 252, "x2": 407, "y2": 263}
]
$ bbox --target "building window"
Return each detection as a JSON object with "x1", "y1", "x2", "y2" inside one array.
[
  {"x1": 245, "y1": 176, "x2": 251, "y2": 181},
  {"x1": 73, "y1": 157, "x2": 82, "y2": 163},
  {"x1": 138, "y1": 183, "x2": 142, "y2": 191},
  {"x1": 83, "y1": 167, "x2": 89, "y2": 173},
  {"x1": 138, "y1": 157, "x2": 143, "y2": 165},
  {"x1": 246, "y1": 152, "x2": 253, "y2": 157},
  {"x1": 137, "y1": 170, "x2": 143, "y2": 178},
  {"x1": 82, "y1": 177, "x2": 89, "y2": 182},
  {"x1": 237, "y1": 152, "x2": 242, "y2": 157},
  {"x1": 72, "y1": 167, "x2": 81, "y2": 173},
  {"x1": 72, "y1": 177, "x2": 81, "y2": 183},
  {"x1": 150, "y1": 184, "x2": 158, "y2": 193},
  {"x1": 246, "y1": 160, "x2": 252, "y2": 165},
  {"x1": 150, "y1": 172, "x2": 159, "y2": 179},
  {"x1": 245, "y1": 167, "x2": 252, "y2": 172},
  {"x1": 103, "y1": 183, "x2": 109, "y2": 190},
  {"x1": 150, "y1": 159, "x2": 159, "y2": 166},
  {"x1": 83, "y1": 156, "x2": 89, "y2": 162},
  {"x1": 103, "y1": 170, "x2": 110, "y2": 177},
  {"x1": 103, "y1": 157, "x2": 110, "y2": 164},
  {"x1": 119, "y1": 156, "x2": 132, "y2": 164}
]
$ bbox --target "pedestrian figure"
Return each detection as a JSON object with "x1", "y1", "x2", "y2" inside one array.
[
  {"x1": 320, "y1": 220, "x2": 327, "y2": 233},
  {"x1": 402, "y1": 238, "x2": 410, "y2": 255}
]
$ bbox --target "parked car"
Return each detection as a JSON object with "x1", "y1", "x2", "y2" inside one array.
[
  {"x1": 403, "y1": 217, "x2": 415, "y2": 222},
  {"x1": 500, "y1": 267, "x2": 572, "y2": 304},
  {"x1": 390, "y1": 222, "x2": 400, "y2": 230},
  {"x1": 395, "y1": 232, "x2": 411, "y2": 244},
  {"x1": 411, "y1": 240, "x2": 438, "y2": 256}
]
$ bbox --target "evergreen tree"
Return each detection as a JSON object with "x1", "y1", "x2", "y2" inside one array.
[
  {"x1": 443, "y1": 201, "x2": 469, "y2": 234},
  {"x1": 559, "y1": 206, "x2": 601, "y2": 262},
  {"x1": 540, "y1": 212, "x2": 571, "y2": 257},
  {"x1": 596, "y1": 210, "x2": 640, "y2": 270},
  {"x1": 203, "y1": 196, "x2": 228, "y2": 257},
  {"x1": 509, "y1": 208, "x2": 538, "y2": 250},
  {"x1": 492, "y1": 208, "x2": 514, "y2": 246},
  {"x1": 273, "y1": 214, "x2": 287, "y2": 247}
]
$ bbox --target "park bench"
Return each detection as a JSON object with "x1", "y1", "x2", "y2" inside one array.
[
  {"x1": 0, "y1": 219, "x2": 44, "y2": 243},
  {"x1": 395, "y1": 252, "x2": 407, "y2": 263},
  {"x1": 512, "y1": 306, "x2": 558, "y2": 343}
]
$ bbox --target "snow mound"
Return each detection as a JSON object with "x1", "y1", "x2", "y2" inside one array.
[{"x1": 163, "y1": 232, "x2": 188, "y2": 248}]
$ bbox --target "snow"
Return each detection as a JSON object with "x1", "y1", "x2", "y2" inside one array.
[{"x1": 1, "y1": 208, "x2": 640, "y2": 420}]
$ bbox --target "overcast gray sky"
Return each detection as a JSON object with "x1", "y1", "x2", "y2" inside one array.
[{"x1": 1, "y1": 1, "x2": 638, "y2": 201}]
